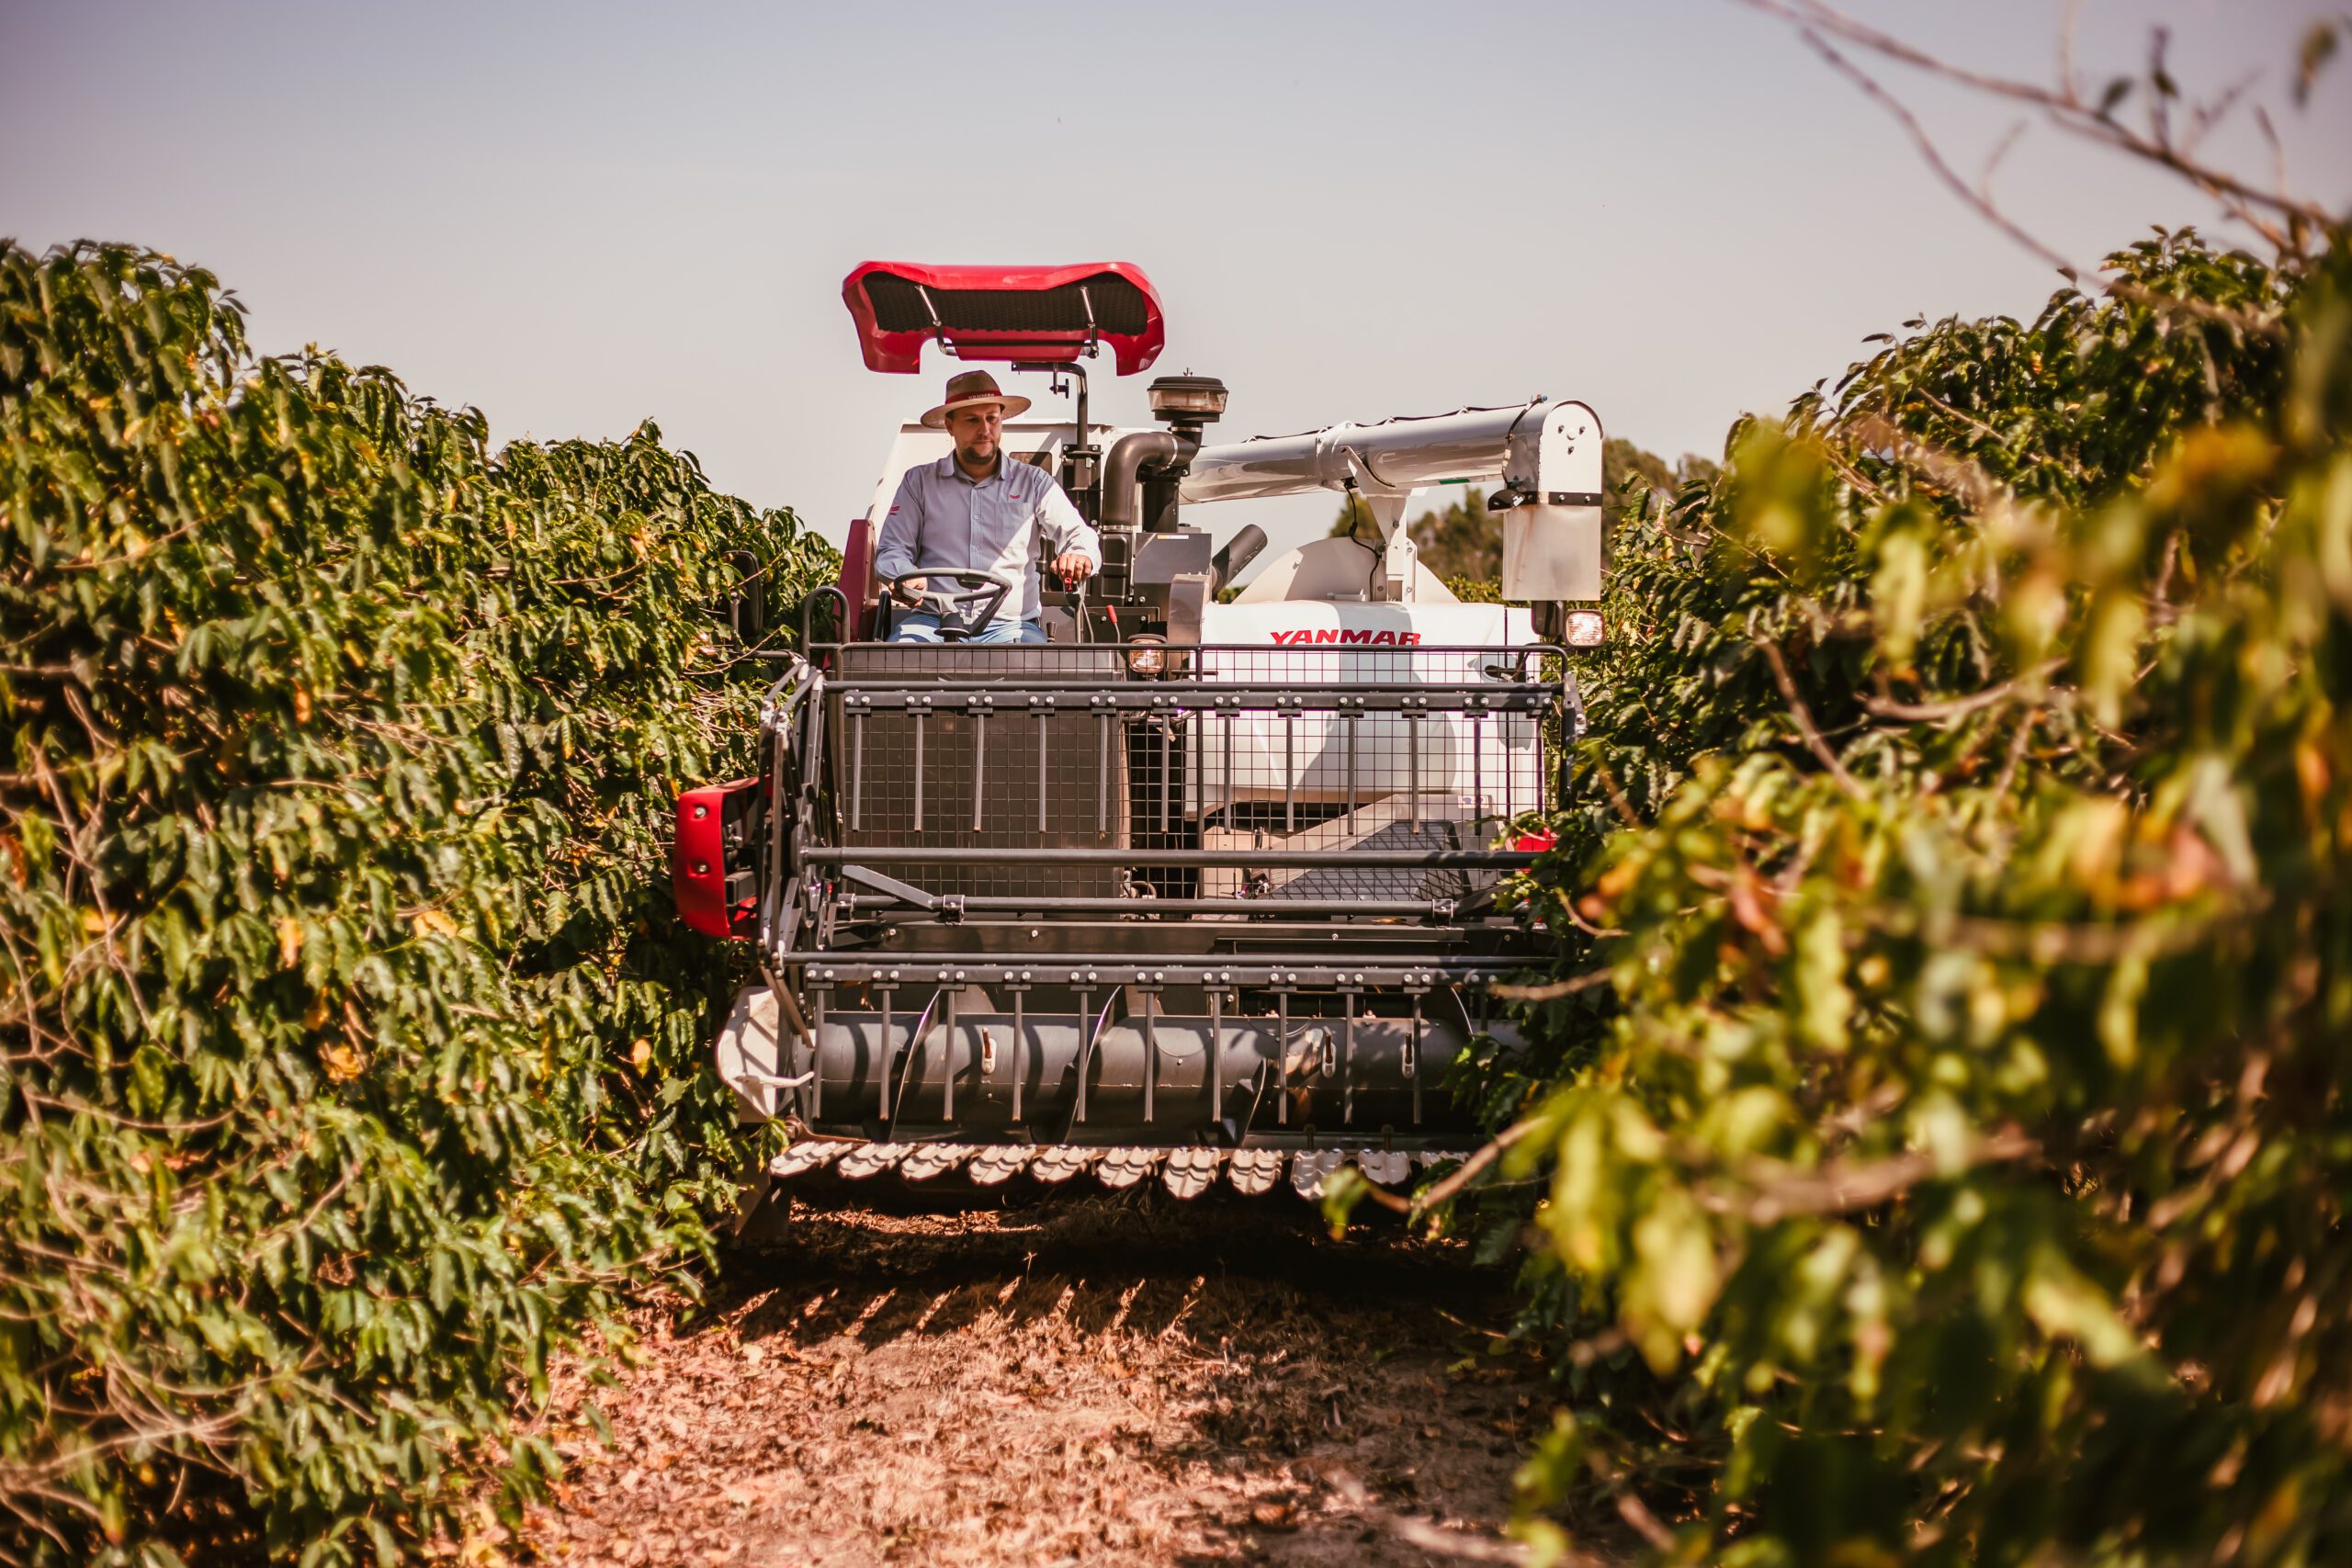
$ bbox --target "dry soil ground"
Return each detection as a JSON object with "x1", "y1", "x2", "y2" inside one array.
[{"x1": 509, "y1": 1183, "x2": 1610, "y2": 1567}]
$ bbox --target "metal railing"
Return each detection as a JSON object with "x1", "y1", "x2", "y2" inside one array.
[{"x1": 784, "y1": 640, "x2": 1566, "y2": 914}]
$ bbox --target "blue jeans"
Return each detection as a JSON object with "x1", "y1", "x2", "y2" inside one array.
[{"x1": 888, "y1": 613, "x2": 1046, "y2": 644}]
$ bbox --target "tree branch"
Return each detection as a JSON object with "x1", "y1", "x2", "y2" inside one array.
[
  {"x1": 1752, "y1": 636, "x2": 1865, "y2": 798},
  {"x1": 1370, "y1": 1117, "x2": 1549, "y2": 1221},
  {"x1": 1735, "y1": 0, "x2": 2304, "y2": 339},
  {"x1": 1861, "y1": 664, "x2": 2060, "y2": 724},
  {"x1": 1705, "y1": 1126, "x2": 2041, "y2": 1224},
  {"x1": 1490, "y1": 970, "x2": 1616, "y2": 1003},
  {"x1": 1743, "y1": 0, "x2": 2335, "y2": 238}
]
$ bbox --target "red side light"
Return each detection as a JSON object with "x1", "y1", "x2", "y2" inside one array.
[
  {"x1": 674, "y1": 780, "x2": 760, "y2": 940},
  {"x1": 1513, "y1": 828, "x2": 1559, "y2": 853}
]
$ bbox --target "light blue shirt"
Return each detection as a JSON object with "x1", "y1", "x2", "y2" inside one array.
[{"x1": 873, "y1": 453, "x2": 1101, "y2": 625}]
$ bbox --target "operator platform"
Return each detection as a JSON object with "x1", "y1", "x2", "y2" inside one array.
[{"x1": 874, "y1": 369, "x2": 1100, "y2": 644}]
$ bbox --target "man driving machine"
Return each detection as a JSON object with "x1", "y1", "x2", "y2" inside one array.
[{"x1": 874, "y1": 369, "x2": 1100, "y2": 642}]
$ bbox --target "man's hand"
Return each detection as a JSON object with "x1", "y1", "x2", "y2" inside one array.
[
  {"x1": 1049, "y1": 553, "x2": 1094, "y2": 588},
  {"x1": 892, "y1": 575, "x2": 927, "y2": 605}
]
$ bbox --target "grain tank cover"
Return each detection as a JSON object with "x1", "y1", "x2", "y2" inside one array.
[{"x1": 842, "y1": 261, "x2": 1166, "y2": 376}]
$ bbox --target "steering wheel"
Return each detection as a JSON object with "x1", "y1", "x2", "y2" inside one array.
[{"x1": 883, "y1": 569, "x2": 1014, "y2": 641}]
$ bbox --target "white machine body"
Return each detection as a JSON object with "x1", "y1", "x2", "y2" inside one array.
[
  {"x1": 1188, "y1": 599, "x2": 1544, "y2": 827},
  {"x1": 853, "y1": 392, "x2": 1604, "y2": 683},
  {"x1": 1182, "y1": 398, "x2": 1604, "y2": 604}
]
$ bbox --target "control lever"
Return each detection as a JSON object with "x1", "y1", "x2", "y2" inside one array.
[{"x1": 1047, "y1": 559, "x2": 1093, "y2": 642}]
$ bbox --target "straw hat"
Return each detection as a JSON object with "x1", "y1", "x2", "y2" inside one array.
[{"x1": 921, "y1": 368, "x2": 1031, "y2": 429}]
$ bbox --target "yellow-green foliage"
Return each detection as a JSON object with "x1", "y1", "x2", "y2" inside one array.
[
  {"x1": 0, "y1": 243, "x2": 834, "y2": 1563},
  {"x1": 1487, "y1": 230, "x2": 2352, "y2": 1562}
]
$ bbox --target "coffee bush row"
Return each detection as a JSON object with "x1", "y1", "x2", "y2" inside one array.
[
  {"x1": 1478, "y1": 228, "x2": 2352, "y2": 1564},
  {"x1": 0, "y1": 241, "x2": 835, "y2": 1564}
]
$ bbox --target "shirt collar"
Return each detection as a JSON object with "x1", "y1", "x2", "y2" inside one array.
[{"x1": 937, "y1": 450, "x2": 1006, "y2": 487}]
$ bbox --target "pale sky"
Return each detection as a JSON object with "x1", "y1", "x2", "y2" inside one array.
[{"x1": 6, "y1": 1, "x2": 2346, "y2": 567}]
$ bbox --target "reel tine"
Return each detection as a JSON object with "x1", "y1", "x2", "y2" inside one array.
[
  {"x1": 1032, "y1": 1147, "x2": 1100, "y2": 1185},
  {"x1": 967, "y1": 1146, "x2": 1035, "y2": 1185},
  {"x1": 771, "y1": 1142, "x2": 848, "y2": 1179},
  {"x1": 1098, "y1": 1147, "x2": 1163, "y2": 1190},
  {"x1": 837, "y1": 1143, "x2": 910, "y2": 1180},
  {"x1": 1228, "y1": 1149, "x2": 1283, "y2": 1195},
  {"x1": 899, "y1": 1144, "x2": 978, "y2": 1182},
  {"x1": 1162, "y1": 1147, "x2": 1224, "y2": 1200},
  {"x1": 1290, "y1": 1150, "x2": 1343, "y2": 1200}
]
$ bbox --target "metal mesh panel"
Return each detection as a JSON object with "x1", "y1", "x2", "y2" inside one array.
[
  {"x1": 818, "y1": 643, "x2": 1553, "y2": 911},
  {"x1": 830, "y1": 646, "x2": 1130, "y2": 899},
  {"x1": 1182, "y1": 646, "x2": 1543, "y2": 903}
]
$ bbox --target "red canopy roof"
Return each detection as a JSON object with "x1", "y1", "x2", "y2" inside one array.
[{"x1": 841, "y1": 261, "x2": 1166, "y2": 376}]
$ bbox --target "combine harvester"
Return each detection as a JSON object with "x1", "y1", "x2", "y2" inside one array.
[{"x1": 674, "y1": 262, "x2": 1607, "y2": 1204}]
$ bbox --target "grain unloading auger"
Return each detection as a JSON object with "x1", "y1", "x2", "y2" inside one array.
[{"x1": 673, "y1": 262, "x2": 1609, "y2": 1206}]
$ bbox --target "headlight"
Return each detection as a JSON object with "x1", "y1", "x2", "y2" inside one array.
[
  {"x1": 1563, "y1": 609, "x2": 1606, "y2": 648},
  {"x1": 1126, "y1": 638, "x2": 1167, "y2": 677}
]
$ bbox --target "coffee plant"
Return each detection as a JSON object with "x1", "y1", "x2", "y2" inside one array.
[
  {"x1": 1478, "y1": 222, "x2": 2352, "y2": 1564},
  {"x1": 0, "y1": 241, "x2": 834, "y2": 1563}
]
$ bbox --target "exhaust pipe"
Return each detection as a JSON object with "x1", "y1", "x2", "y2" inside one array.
[{"x1": 1099, "y1": 429, "x2": 1197, "y2": 533}]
